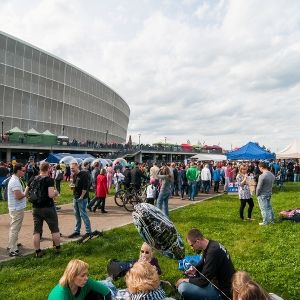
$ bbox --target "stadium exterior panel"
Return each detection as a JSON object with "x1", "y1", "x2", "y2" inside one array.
[{"x1": 0, "y1": 31, "x2": 130, "y2": 144}]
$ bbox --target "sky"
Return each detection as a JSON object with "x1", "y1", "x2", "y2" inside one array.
[{"x1": 1, "y1": 0, "x2": 300, "y2": 152}]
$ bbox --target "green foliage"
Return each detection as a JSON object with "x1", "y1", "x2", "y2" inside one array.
[{"x1": 0, "y1": 183, "x2": 299, "y2": 299}]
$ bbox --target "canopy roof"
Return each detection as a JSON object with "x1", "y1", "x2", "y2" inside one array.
[
  {"x1": 26, "y1": 128, "x2": 40, "y2": 135},
  {"x1": 42, "y1": 130, "x2": 56, "y2": 136},
  {"x1": 277, "y1": 140, "x2": 300, "y2": 159},
  {"x1": 226, "y1": 142, "x2": 275, "y2": 160},
  {"x1": 8, "y1": 127, "x2": 25, "y2": 134},
  {"x1": 190, "y1": 153, "x2": 227, "y2": 161},
  {"x1": 45, "y1": 153, "x2": 95, "y2": 164}
]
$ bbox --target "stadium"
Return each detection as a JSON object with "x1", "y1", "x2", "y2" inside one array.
[{"x1": 0, "y1": 31, "x2": 130, "y2": 145}]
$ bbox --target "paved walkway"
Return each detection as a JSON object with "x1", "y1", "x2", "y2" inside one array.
[{"x1": 0, "y1": 193, "x2": 219, "y2": 262}]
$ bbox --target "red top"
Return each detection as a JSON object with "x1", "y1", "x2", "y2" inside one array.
[{"x1": 96, "y1": 174, "x2": 108, "y2": 197}]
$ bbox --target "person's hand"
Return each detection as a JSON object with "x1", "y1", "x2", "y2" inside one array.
[
  {"x1": 176, "y1": 278, "x2": 189, "y2": 288},
  {"x1": 184, "y1": 266, "x2": 197, "y2": 276}
]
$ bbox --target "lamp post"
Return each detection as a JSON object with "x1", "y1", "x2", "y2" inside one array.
[
  {"x1": 138, "y1": 133, "x2": 141, "y2": 149},
  {"x1": 164, "y1": 136, "x2": 167, "y2": 146},
  {"x1": 105, "y1": 130, "x2": 108, "y2": 145},
  {"x1": 1, "y1": 121, "x2": 3, "y2": 142}
]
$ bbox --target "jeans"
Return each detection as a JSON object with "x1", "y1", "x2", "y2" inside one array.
[
  {"x1": 178, "y1": 282, "x2": 223, "y2": 300},
  {"x1": 8, "y1": 209, "x2": 24, "y2": 252},
  {"x1": 202, "y1": 180, "x2": 210, "y2": 193},
  {"x1": 73, "y1": 198, "x2": 91, "y2": 234},
  {"x1": 188, "y1": 181, "x2": 197, "y2": 200},
  {"x1": 157, "y1": 191, "x2": 170, "y2": 216},
  {"x1": 257, "y1": 193, "x2": 274, "y2": 224},
  {"x1": 294, "y1": 174, "x2": 300, "y2": 182}
]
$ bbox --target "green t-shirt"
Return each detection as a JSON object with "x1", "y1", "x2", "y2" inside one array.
[{"x1": 48, "y1": 278, "x2": 110, "y2": 300}]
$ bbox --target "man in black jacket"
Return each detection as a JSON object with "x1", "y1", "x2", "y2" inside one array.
[{"x1": 176, "y1": 228, "x2": 235, "y2": 300}]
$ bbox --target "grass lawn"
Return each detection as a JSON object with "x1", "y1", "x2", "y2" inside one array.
[
  {"x1": 0, "y1": 181, "x2": 115, "y2": 214},
  {"x1": 0, "y1": 183, "x2": 299, "y2": 299}
]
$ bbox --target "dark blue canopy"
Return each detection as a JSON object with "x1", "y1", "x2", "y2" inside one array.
[
  {"x1": 226, "y1": 142, "x2": 275, "y2": 160},
  {"x1": 45, "y1": 153, "x2": 95, "y2": 164}
]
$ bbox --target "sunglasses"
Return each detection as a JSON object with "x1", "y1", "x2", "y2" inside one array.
[{"x1": 140, "y1": 250, "x2": 150, "y2": 254}]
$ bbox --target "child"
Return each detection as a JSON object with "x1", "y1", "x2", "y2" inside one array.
[
  {"x1": 139, "y1": 242, "x2": 162, "y2": 275},
  {"x1": 146, "y1": 178, "x2": 158, "y2": 205}
]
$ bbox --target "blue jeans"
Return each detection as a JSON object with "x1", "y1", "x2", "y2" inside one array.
[
  {"x1": 202, "y1": 181, "x2": 210, "y2": 193},
  {"x1": 73, "y1": 198, "x2": 91, "y2": 234},
  {"x1": 188, "y1": 181, "x2": 197, "y2": 200},
  {"x1": 178, "y1": 282, "x2": 223, "y2": 300},
  {"x1": 257, "y1": 193, "x2": 274, "y2": 224},
  {"x1": 157, "y1": 191, "x2": 170, "y2": 216},
  {"x1": 294, "y1": 174, "x2": 300, "y2": 182}
]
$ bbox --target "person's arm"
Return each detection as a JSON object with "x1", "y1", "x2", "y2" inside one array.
[
  {"x1": 256, "y1": 174, "x2": 263, "y2": 196},
  {"x1": 13, "y1": 189, "x2": 26, "y2": 200},
  {"x1": 48, "y1": 178, "x2": 59, "y2": 199},
  {"x1": 189, "y1": 247, "x2": 219, "y2": 288},
  {"x1": 85, "y1": 278, "x2": 111, "y2": 299},
  {"x1": 79, "y1": 173, "x2": 89, "y2": 199}
]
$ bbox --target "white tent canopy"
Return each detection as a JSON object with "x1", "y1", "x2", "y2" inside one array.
[
  {"x1": 190, "y1": 153, "x2": 226, "y2": 162},
  {"x1": 277, "y1": 140, "x2": 300, "y2": 159}
]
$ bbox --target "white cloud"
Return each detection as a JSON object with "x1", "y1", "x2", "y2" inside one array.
[{"x1": 0, "y1": 0, "x2": 300, "y2": 152}]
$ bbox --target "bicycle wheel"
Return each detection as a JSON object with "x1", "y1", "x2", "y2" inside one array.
[
  {"x1": 124, "y1": 194, "x2": 140, "y2": 212},
  {"x1": 114, "y1": 190, "x2": 126, "y2": 207}
]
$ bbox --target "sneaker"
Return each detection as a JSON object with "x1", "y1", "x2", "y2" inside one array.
[
  {"x1": 35, "y1": 250, "x2": 45, "y2": 258},
  {"x1": 259, "y1": 222, "x2": 267, "y2": 226},
  {"x1": 56, "y1": 206, "x2": 61, "y2": 211},
  {"x1": 101, "y1": 210, "x2": 108, "y2": 214},
  {"x1": 68, "y1": 232, "x2": 80, "y2": 238},
  {"x1": 247, "y1": 218, "x2": 255, "y2": 221},
  {"x1": 81, "y1": 233, "x2": 92, "y2": 243},
  {"x1": 9, "y1": 250, "x2": 20, "y2": 257}
]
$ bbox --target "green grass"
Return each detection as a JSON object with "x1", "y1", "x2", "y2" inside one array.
[
  {"x1": 0, "y1": 181, "x2": 116, "y2": 214},
  {"x1": 0, "y1": 183, "x2": 299, "y2": 299}
]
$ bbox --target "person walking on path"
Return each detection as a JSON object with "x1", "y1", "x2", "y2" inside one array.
[
  {"x1": 156, "y1": 166, "x2": 172, "y2": 217},
  {"x1": 30, "y1": 162, "x2": 61, "y2": 257},
  {"x1": 93, "y1": 169, "x2": 109, "y2": 213},
  {"x1": 68, "y1": 161, "x2": 92, "y2": 240},
  {"x1": 256, "y1": 161, "x2": 275, "y2": 226},
  {"x1": 201, "y1": 164, "x2": 211, "y2": 194},
  {"x1": 236, "y1": 164, "x2": 254, "y2": 221},
  {"x1": 186, "y1": 162, "x2": 199, "y2": 201},
  {"x1": 7, "y1": 163, "x2": 28, "y2": 257}
]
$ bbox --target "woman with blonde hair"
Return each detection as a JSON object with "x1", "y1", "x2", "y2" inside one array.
[
  {"x1": 125, "y1": 261, "x2": 166, "y2": 300},
  {"x1": 139, "y1": 242, "x2": 162, "y2": 275},
  {"x1": 48, "y1": 259, "x2": 111, "y2": 300},
  {"x1": 232, "y1": 271, "x2": 283, "y2": 300}
]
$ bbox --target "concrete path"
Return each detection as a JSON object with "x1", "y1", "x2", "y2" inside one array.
[{"x1": 0, "y1": 193, "x2": 219, "y2": 262}]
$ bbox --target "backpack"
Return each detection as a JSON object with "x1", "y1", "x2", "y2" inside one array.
[
  {"x1": 56, "y1": 171, "x2": 64, "y2": 181},
  {"x1": 28, "y1": 176, "x2": 44, "y2": 205},
  {"x1": 2, "y1": 176, "x2": 11, "y2": 201},
  {"x1": 107, "y1": 259, "x2": 135, "y2": 280}
]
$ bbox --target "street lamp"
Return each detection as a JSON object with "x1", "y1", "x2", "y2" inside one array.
[
  {"x1": 105, "y1": 130, "x2": 108, "y2": 145},
  {"x1": 1, "y1": 120, "x2": 3, "y2": 142},
  {"x1": 138, "y1": 133, "x2": 141, "y2": 149},
  {"x1": 164, "y1": 136, "x2": 167, "y2": 146}
]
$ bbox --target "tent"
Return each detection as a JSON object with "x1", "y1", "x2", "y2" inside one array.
[
  {"x1": 25, "y1": 128, "x2": 42, "y2": 144},
  {"x1": 45, "y1": 153, "x2": 95, "y2": 164},
  {"x1": 277, "y1": 140, "x2": 300, "y2": 159},
  {"x1": 190, "y1": 153, "x2": 227, "y2": 162},
  {"x1": 7, "y1": 127, "x2": 25, "y2": 143},
  {"x1": 226, "y1": 142, "x2": 275, "y2": 160},
  {"x1": 41, "y1": 130, "x2": 57, "y2": 146}
]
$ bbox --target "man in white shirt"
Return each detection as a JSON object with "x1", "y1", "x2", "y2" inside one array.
[
  {"x1": 7, "y1": 163, "x2": 28, "y2": 257},
  {"x1": 201, "y1": 164, "x2": 212, "y2": 194}
]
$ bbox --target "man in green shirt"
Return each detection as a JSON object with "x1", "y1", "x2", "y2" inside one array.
[{"x1": 186, "y1": 162, "x2": 199, "y2": 201}]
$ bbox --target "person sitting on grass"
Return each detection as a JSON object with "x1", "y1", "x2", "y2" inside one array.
[
  {"x1": 48, "y1": 259, "x2": 111, "y2": 300},
  {"x1": 125, "y1": 261, "x2": 167, "y2": 300},
  {"x1": 232, "y1": 271, "x2": 283, "y2": 300},
  {"x1": 139, "y1": 242, "x2": 162, "y2": 275}
]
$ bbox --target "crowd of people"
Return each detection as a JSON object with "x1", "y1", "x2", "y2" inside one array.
[{"x1": 0, "y1": 156, "x2": 297, "y2": 299}]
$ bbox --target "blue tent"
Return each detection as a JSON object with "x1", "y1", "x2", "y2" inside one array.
[
  {"x1": 45, "y1": 153, "x2": 95, "y2": 164},
  {"x1": 226, "y1": 142, "x2": 275, "y2": 160}
]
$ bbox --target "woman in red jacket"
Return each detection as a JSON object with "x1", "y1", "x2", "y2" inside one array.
[{"x1": 93, "y1": 169, "x2": 108, "y2": 213}]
